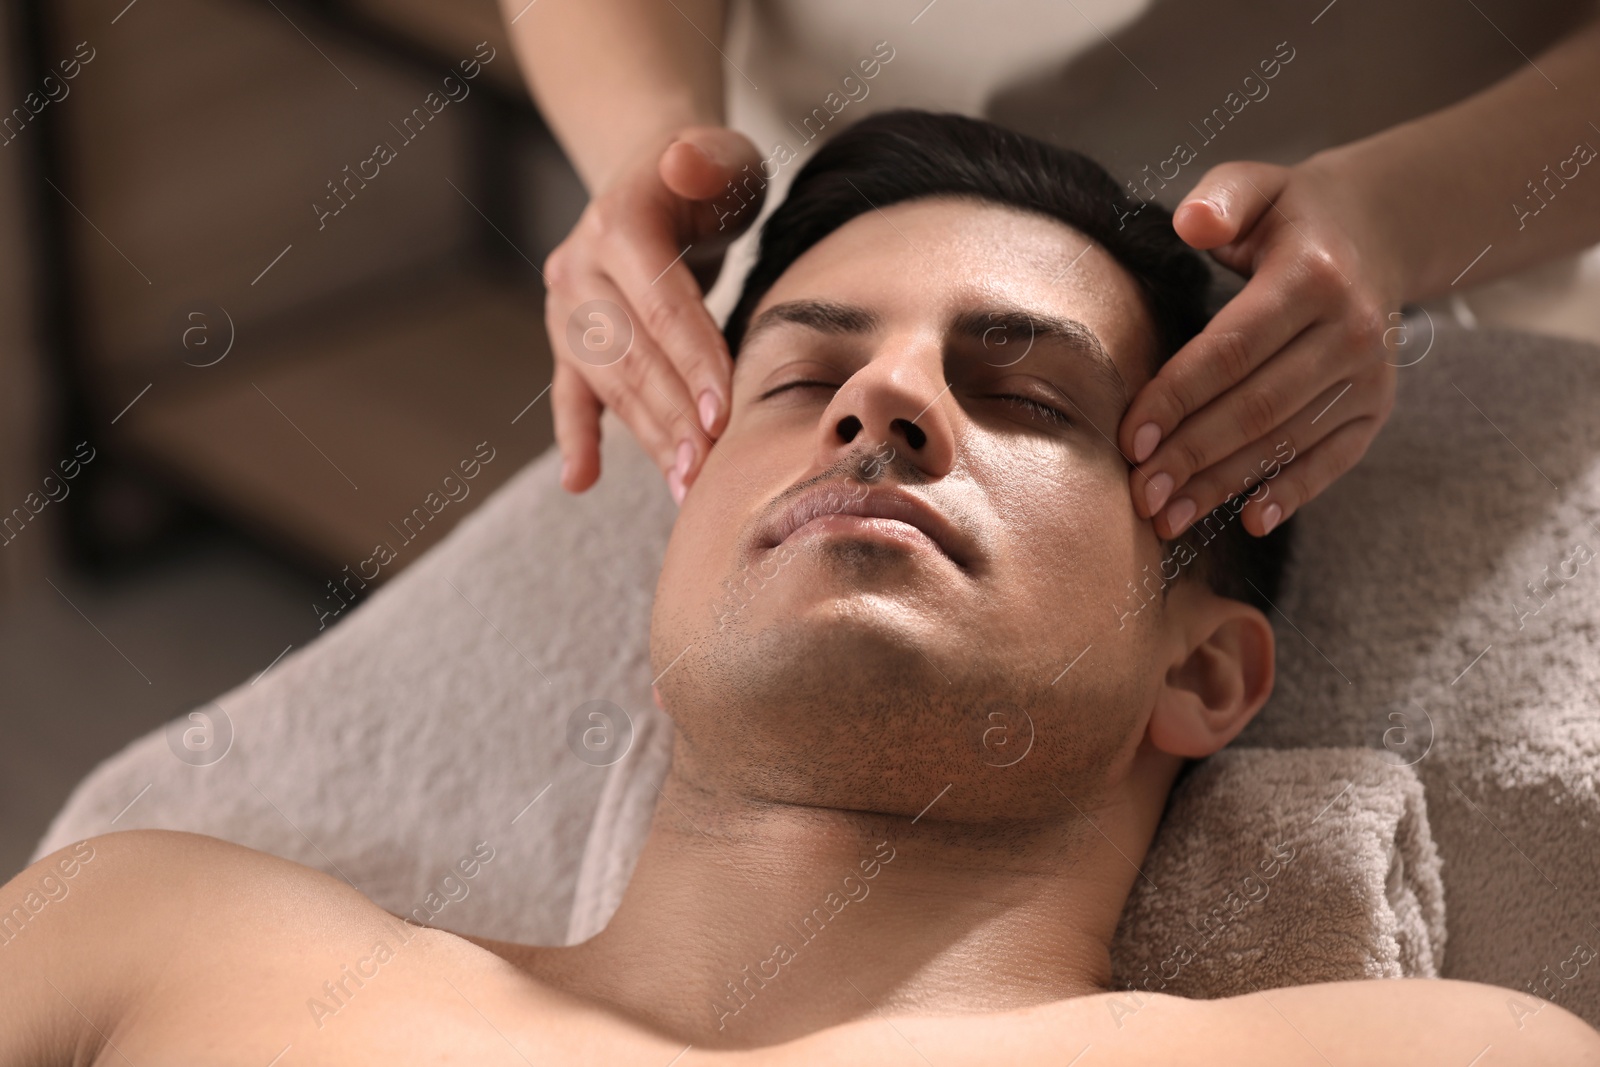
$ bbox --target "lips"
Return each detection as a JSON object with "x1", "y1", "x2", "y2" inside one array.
[{"x1": 759, "y1": 481, "x2": 974, "y2": 569}]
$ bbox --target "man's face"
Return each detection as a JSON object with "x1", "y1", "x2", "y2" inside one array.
[{"x1": 651, "y1": 196, "x2": 1177, "y2": 819}]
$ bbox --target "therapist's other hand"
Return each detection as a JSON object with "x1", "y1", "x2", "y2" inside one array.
[
  {"x1": 1119, "y1": 159, "x2": 1401, "y2": 539},
  {"x1": 544, "y1": 126, "x2": 764, "y2": 503}
]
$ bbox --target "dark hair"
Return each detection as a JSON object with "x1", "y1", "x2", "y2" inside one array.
[{"x1": 723, "y1": 108, "x2": 1294, "y2": 613}]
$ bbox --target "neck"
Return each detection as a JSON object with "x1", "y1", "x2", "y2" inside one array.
[{"x1": 533, "y1": 738, "x2": 1179, "y2": 1049}]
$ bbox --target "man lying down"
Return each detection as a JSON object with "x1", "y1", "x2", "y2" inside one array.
[{"x1": 6, "y1": 110, "x2": 1597, "y2": 1066}]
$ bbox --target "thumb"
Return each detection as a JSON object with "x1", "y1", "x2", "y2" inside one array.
[
  {"x1": 659, "y1": 126, "x2": 764, "y2": 204},
  {"x1": 1172, "y1": 161, "x2": 1292, "y2": 260}
]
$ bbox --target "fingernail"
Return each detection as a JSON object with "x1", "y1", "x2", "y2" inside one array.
[
  {"x1": 674, "y1": 438, "x2": 694, "y2": 483},
  {"x1": 1165, "y1": 496, "x2": 1197, "y2": 536},
  {"x1": 1132, "y1": 422, "x2": 1161, "y2": 463},
  {"x1": 668, "y1": 468, "x2": 686, "y2": 505},
  {"x1": 1144, "y1": 471, "x2": 1174, "y2": 515},
  {"x1": 1261, "y1": 502, "x2": 1283, "y2": 534},
  {"x1": 698, "y1": 389, "x2": 719, "y2": 435}
]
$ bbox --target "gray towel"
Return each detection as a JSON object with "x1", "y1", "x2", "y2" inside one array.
[
  {"x1": 1237, "y1": 324, "x2": 1600, "y2": 1024},
  {"x1": 1109, "y1": 747, "x2": 1445, "y2": 997}
]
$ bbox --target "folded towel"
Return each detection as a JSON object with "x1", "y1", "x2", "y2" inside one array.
[
  {"x1": 566, "y1": 720, "x2": 1446, "y2": 990},
  {"x1": 1109, "y1": 747, "x2": 1446, "y2": 997}
]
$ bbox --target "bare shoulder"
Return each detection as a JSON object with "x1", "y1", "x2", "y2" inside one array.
[
  {"x1": 768, "y1": 979, "x2": 1600, "y2": 1067},
  {"x1": 1142, "y1": 978, "x2": 1600, "y2": 1066},
  {"x1": 0, "y1": 831, "x2": 704, "y2": 1067},
  {"x1": 1117, "y1": 979, "x2": 1600, "y2": 1066},
  {"x1": 2, "y1": 828, "x2": 379, "y2": 953},
  {"x1": 0, "y1": 829, "x2": 421, "y2": 1066},
  {"x1": 1206, "y1": 978, "x2": 1600, "y2": 1065}
]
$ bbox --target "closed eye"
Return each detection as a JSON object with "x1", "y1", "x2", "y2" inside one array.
[
  {"x1": 758, "y1": 379, "x2": 840, "y2": 401},
  {"x1": 992, "y1": 393, "x2": 1073, "y2": 426},
  {"x1": 758, "y1": 381, "x2": 1072, "y2": 427}
]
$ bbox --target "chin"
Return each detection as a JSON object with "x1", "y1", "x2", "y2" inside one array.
[
  {"x1": 660, "y1": 598, "x2": 1059, "y2": 819},
  {"x1": 650, "y1": 535, "x2": 1144, "y2": 818},
  {"x1": 705, "y1": 578, "x2": 946, "y2": 695}
]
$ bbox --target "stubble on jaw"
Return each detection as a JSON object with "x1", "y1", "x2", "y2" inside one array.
[{"x1": 655, "y1": 551, "x2": 1157, "y2": 838}]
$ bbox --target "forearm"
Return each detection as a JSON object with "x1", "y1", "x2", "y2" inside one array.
[
  {"x1": 1312, "y1": 16, "x2": 1600, "y2": 303},
  {"x1": 498, "y1": 0, "x2": 728, "y2": 194}
]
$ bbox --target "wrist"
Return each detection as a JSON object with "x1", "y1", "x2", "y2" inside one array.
[{"x1": 589, "y1": 102, "x2": 724, "y2": 196}]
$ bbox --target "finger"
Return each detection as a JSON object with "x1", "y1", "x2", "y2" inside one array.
[
  {"x1": 661, "y1": 128, "x2": 768, "y2": 293},
  {"x1": 548, "y1": 265, "x2": 682, "y2": 490},
  {"x1": 1120, "y1": 240, "x2": 1317, "y2": 468},
  {"x1": 1132, "y1": 318, "x2": 1352, "y2": 517},
  {"x1": 1172, "y1": 161, "x2": 1292, "y2": 252},
  {"x1": 544, "y1": 254, "x2": 608, "y2": 493},
  {"x1": 1232, "y1": 415, "x2": 1379, "y2": 536},
  {"x1": 550, "y1": 359, "x2": 603, "y2": 493},
  {"x1": 572, "y1": 282, "x2": 708, "y2": 501},
  {"x1": 603, "y1": 214, "x2": 735, "y2": 439},
  {"x1": 617, "y1": 339, "x2": 711, "y2": 505},
  {"x1": 1148, "y1": 374, "x2": 1375, "y2": 540},
  {"x1": 660, "y1": 126, "x2": 764, "y2": 207}
]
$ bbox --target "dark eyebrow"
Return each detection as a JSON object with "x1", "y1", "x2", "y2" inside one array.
[
  {"x1": 740, "y1": 298, "x2": 1126, "y2": 405},
  {"x1": 742, "y1": 299, "x2": 883, "y2": 346},
  {"x1": 948, "y1": 305, "x2": 1126, "y2": 405}
]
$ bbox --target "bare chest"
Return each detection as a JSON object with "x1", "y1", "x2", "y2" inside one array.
[{"x1": 106, "y1": 925, "x2": 683, "y2": 1067}]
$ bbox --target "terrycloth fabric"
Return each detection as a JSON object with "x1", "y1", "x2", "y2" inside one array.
[
  {"x1": 33, "y1": 409, "x2": 680, "y2": 945},
  {"x1": 36, "y1": 323, "x2": 1600, "y2": 1021},
  {"x1": 1108, "y1": 748, "x2": 1445, "y2": 996},
  {"x1": 565, "y1": 728, "x2": 1447, "y2": 991},
  {"x1": 566, "y1": 705, "x2": 676, "y2": 946},
  {"x1": 1237, "y1": 323, "x2": 1600, "y2": 1022}
]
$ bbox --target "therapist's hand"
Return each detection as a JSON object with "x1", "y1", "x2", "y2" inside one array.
[
  {"x1": 1119, "y1": 158, "x2": 1402, "y2": 540},
  {"x1": 544, "y1": 126, "x2": 765, "y2": 503}
]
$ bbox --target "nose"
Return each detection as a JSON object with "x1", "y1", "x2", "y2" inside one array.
[{"x1": 816, "y1": 348, "x2": 955, "y2": 480}]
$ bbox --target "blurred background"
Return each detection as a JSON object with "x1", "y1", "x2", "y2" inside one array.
[{"x1": 0, "y1": 0, "x2": 584, "y2": 878}]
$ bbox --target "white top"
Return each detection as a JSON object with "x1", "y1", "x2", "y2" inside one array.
[{"x1": 705, "y1": 0, "x2": 1600, "y2": 347}]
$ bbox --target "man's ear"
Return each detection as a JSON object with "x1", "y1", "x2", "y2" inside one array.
[{"x1": 1146, "y1": 582, "x2": 1275, "y2": 758}]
